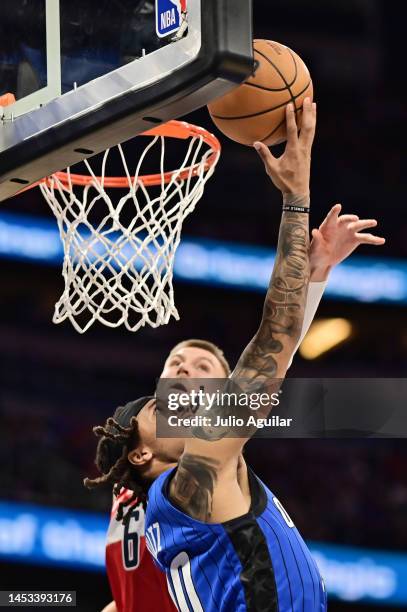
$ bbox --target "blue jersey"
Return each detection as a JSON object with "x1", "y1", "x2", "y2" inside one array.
[{"x1": 145, "y1": 467, "x2": 327, "y2": 612}]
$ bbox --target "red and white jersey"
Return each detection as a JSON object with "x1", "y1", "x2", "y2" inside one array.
[{"x1": 106, "y1": 489, "x2": 176, "y2": 612}]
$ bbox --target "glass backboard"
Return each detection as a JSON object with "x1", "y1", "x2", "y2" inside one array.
[
  {"x1": 0, "y1": 0, "x2": 61, "y2": 120},
  {"x1": 0, "y1": 0, "x2": 253, "y2": 202}
]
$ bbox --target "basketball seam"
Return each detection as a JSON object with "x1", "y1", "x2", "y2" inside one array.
[
  {"x1": 260, "y1": 109, "x2": 302, "y2": 144},
  {"x1": 245, "y1": 81, "x2": 289, "y2": 93},
  {"x1": 287, "y1": 49, "x2": 313, "y2": 117},
  {"x1": 260, "y1": 48, "x2": 312, "y2": 143},
  {"x1": 257, "y1": 47, "x2": 298, "y2": 93},
  {"x1": 254, "y1": 47, "x2": 304, "y2": 115},
  {"x1": 261, "y1": 116, "x2": 286, "y2": 142},
  {"x1": 250, "y1": 46, "x2": 298, "y2": 91},
  {"x1": 262, "y1": 48, "x2": 297, "y2": 111},
  {"x1": 210, "y1": 80, "x2": 312, "y2": 121}
]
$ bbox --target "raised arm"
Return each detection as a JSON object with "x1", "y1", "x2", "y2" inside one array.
[
  {"x1": 214, "y1": 99, "x2": 315, "y2": 400},
  {"x1": 231, "y1": 195, "x2": 310, "y2": 381},
  {"x1": 231, "y1": 99, "x2": 316, "y2": 381},
  {"x1": 169, "y1": 100, "x2": 317, "y2": 520},
  {"x1": 287, "y1": 202, "x2": 386, "y2": 368}
]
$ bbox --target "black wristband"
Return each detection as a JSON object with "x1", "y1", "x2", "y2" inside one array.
[{"x1": 282, "y1": 205, "x2": 310, "y2": 214}]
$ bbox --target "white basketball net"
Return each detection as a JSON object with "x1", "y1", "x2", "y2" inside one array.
[{"x1": 39, "y1": 124, "x2": 220, "y2": 333}]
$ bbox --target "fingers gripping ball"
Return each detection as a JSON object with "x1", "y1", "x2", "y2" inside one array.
[{"x1": 207, "y1": 40, "x2": 313, "y2": 146}]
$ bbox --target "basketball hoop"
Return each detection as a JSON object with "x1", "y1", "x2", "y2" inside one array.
[{"x1": 38, "y1": 120, "x2": 221, "y2": 333}]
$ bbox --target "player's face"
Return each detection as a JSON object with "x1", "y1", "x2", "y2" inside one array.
[
  {"x1": 129, "y1": 349, "x2": 226, "y2": 478},
  {"x1": 161, "y1": 346, "x2": 226, "y2": 379}
]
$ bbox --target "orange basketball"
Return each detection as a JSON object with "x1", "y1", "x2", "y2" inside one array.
[{"x1": 207, "y1": 40, "x2": 313, "y2": 146}]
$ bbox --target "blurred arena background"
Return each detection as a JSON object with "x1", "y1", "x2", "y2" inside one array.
[{"x1": 0, "y1": 0, "x2": 406, "y2": 610}]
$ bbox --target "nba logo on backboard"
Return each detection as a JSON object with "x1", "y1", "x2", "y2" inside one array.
[{"x1": 156, "y1": 0, "x2": 186, "y2": 38}]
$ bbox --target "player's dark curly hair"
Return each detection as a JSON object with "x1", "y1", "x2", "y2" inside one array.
[{"x1": 84, "y1": 411, "x2": 148, "y2": 524}]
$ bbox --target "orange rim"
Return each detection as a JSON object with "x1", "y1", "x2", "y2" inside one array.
[
  {"x1": 46, "y1": 120, "x2": 221, "y2": 189},
  {"x1": 0, "y1": 92, "x2": 16, "y2": 107}
]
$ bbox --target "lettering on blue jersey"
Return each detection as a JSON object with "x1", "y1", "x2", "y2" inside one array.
[
  {"x1": 146, "y1": 468, "x2": 327, "y2": 612},
  {"x1": 169, "y1": 552, "x2": 204, "y2": 612},
  {"x1": 145, "y1": 522, "x2": 161, "y2": 560},
  {"x1": 273, "y1": 496, "x2": 295, "y2": 528}
]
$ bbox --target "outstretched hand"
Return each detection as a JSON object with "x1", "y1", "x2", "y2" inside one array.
[
  {"x1": 254, "y1": 97, "x2": 316, "y2": 197},
  {"x1": 310, "y1": 204, "x2": 386, "y2": 281}
]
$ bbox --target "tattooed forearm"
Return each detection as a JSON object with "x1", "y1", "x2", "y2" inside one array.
[
  {"x1": 233, "y1": 194, "x2": 310, "y2": 385},
  {"x1": 182, "y1": 196, "x2": 310, "y2": 443},
  {"x1": 170, "y1": 454, "x2": 219, "y2": 521},
  {"x1": 189, "y1": 195, "x2": 311, "y2": 441}
]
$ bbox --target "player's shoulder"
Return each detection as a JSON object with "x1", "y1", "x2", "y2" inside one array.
[
  {"x1": 146, "y1": 466, "x2": 216, "y2": 533},
  {"x1": 148, "y1": 465, "x2": 270, "y2": 525},
  {"x1": 147, "y1": 467, "x2": 176, "y2": 512}
]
